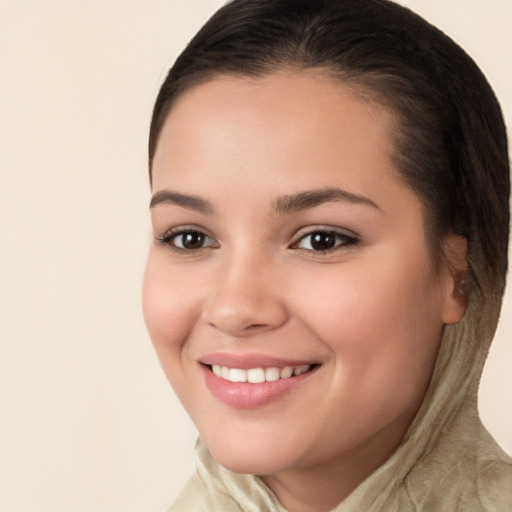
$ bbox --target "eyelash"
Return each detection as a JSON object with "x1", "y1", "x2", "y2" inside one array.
[
  {"x1": 155, "y1": 227, "x2": 219, "y2": 252},
  {"x1": 290, "y1": 229, "x2": 360, "y2": 254},
  {"x1": 155, "y1": 227, "x2": 359, "y2": 255}
]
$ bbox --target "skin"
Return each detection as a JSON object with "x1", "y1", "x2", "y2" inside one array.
[{"x1": 143, "y1": 72, "x2": 466, "y2": 512}]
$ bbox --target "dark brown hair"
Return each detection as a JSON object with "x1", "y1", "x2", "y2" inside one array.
[{"x1": 149, "y1": 0, "x2": 509, "y2": 295}]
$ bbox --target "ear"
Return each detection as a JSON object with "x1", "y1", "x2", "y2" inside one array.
[{"x1": 441, "y1": 234, "x2": 468, "y2": 325}]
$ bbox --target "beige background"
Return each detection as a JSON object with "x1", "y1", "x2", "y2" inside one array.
[{"x1": 0, "y1": 1, "x2": 510, "y2": 511}]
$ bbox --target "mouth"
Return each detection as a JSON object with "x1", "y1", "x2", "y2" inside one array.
[
  {"x1": 204, "y1": 363, "x2": 318, "y2": 383},
  {"x1": 199, "y1": 356, "x2": 321, "y2": 408}
]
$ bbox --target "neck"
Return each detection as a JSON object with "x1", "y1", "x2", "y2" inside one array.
[{"x1": 260, "y1": 418, "x2": 409, "y2": 512}]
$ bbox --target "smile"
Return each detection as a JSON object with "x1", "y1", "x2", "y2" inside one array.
[
  {"x1": 200, "y1": 357, "x2": 320, "y2": 408},
  {"x1": 211, "y1": 364, "x2": 313, "y2": 383}
]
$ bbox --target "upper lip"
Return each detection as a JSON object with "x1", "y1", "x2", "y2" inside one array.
[{"x1": 199, "y1": 352, "x2": 320, "y2": 369}]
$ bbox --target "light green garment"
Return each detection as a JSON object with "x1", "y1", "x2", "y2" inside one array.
[{"x1": 169, "y1": 293, "x2": 512, "y2": 511}]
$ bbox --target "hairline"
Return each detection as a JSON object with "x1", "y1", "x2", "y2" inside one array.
[{"x1": 149, "y1": 65, "x2": 449, "y2": 272}]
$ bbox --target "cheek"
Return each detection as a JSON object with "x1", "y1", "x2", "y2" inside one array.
[
  {"x1": 292, "y1": 263, "x2": 443, "y2": 445},
  {"x1": 291, "y1": 257, "x2": 443, "y2": 393},
  {"x1": 294, "y1": 261, "x2": 437, "y2": 336},
  {"x1": 142, "y1": 254, "x2": 202, "y2": 381}
]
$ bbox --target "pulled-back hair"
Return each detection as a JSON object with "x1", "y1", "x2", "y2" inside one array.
[{"x1": 149, "y1": 0, "x2": 509, "y2": 298}]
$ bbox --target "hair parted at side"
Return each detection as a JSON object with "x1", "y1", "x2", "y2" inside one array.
[{"x1": 149, "y1": 0, "x2": 509, "y2": 300}]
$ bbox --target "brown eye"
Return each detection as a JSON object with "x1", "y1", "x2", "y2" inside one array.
[
  {"x1": 310, "y1": 232, "x2": 337, "y2": 251},
  {"x1": 294, "y1": 230, "x2": 359, "y2": 252},
  {"x1": 175, "y1": 231, "x2": 207, "y2": 249},
  {"x1": 159, "y1": 229, "x2": 218, "y2": 250}
]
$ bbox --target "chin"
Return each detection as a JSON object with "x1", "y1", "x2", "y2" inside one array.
[
  {"x1": 211, "y1": 450, "x2": 291, "y2": 476},
  {"x1": 202, "y1": 429, "x2": 302, "y2": 476}
]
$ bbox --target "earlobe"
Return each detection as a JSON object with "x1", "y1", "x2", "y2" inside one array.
[{"x1": 441, "y1": 235, "x2": 468, "y2": 325}]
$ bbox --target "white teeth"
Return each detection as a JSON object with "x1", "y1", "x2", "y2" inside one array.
[
  {"x1": 294, "y1": 364, "x2": 310, "y2": 376},
  {"x1": 265, "y1": 367, "x2": 281, "y2": 381},
  {"x1": 247, "y1": 368, "x2": 265, "y2": 384},
  {"x1": 211, "y1": 364, "x2": 313, "y2": 383},
  {"x1": 228, "y1": 368, "x2": 247, "y2": 383},
  {"x1": 280, "y1": 366, "x2": 293, "y2": 378}
]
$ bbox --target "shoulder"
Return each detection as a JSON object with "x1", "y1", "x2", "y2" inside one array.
[
  {"x1": 167, "y1": 472, "x2": 243, "y2": 512},
  {"x1": 476, "y1": 457, "x2": 512, "y2": 511},
  {"x1": 404, "y1": 435, "x2": 512, "y2": 511}
]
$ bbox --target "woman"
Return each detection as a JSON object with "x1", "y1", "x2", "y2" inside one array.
[{"x1": 143, "y1": 0, "x2": 512, "y2": 510}]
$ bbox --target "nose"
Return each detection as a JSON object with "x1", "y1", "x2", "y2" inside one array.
[{"x1": 201, "y1": 252, "x2": 289, "y2": 338}]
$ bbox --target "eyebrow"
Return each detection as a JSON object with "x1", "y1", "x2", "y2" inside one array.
[
  {"x1": 149, "y1": 186, "x2": 379, "y2": 215},
  {"x1": 272, "y1": 186, "x2": 380, "y2": 214},
  {"x1": 149, "y1": 190, "x2": 214, "y2": 214}
]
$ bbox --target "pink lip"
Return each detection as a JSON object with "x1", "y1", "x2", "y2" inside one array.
[
  {"x1": 199, "y1": 353, "x2": 320, "y2": 409},
  {"x1": 199, "y1": 352, "x2": 317, "y2": 369}
]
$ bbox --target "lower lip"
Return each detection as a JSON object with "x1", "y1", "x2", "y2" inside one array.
[{"x1": 201, "y1": 364, "x2": 317, "y2": 408}]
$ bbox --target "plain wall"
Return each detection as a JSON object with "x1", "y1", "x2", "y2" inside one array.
[{"x1": 0, "y1": 1, "x2": 510, "y2": 511}]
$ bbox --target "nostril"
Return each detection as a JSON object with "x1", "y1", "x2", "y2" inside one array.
[
  {"x1": 201, "y1": 281, "x2": 289, "y2": 336},
  {"x1": 245, "y1": 323, "x2": 267, "y2": 331},
  {"x1": 206, "y1": 321, "x2": 270, "y2": 338}
]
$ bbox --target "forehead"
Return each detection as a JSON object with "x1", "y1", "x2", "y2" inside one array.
[
  {"x1": 151, "y1": 71, "x2": 431, "y2": 263},
  {"x1": 152, "y1": 72, "x2": 400, "y2": 194}
]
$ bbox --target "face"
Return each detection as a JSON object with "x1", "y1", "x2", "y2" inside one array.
[{"x1": 143, "y1": 72, "x2": 464, "y2": 481}]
